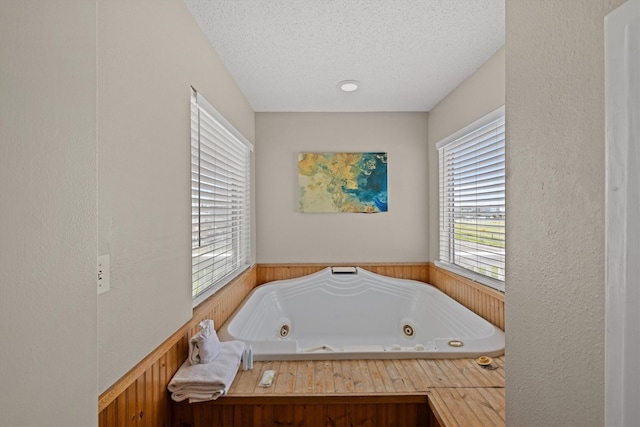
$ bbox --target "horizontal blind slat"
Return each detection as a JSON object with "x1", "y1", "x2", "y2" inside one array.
[
  {"x1": 191, "y1": 89, "x2": 251, "y2": 301},
  {"x1": 438, "y1": 110, "x2": 505, "y2": 288}
]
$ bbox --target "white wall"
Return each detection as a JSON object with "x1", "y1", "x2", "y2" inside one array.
[
  {"x1": 427, "y1": 47, "x2": 505, "y2": 262},
  {"x1": 505, "y1": 1, "x2": 625, "y2": 425},
  {"x1": 97, "y1": 0, "x2": 255, "y2": 393},
  {"x1": 256, "y1": 113, "x2": 428, "y2": 263},
  {"x1": 0, "y1": 1, "x2": 98, "y2": 425}
]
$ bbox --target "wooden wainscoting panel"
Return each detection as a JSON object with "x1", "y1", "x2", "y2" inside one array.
[
  {"x1": 427, "y1": 264, "x2": 505, "y2": 330},
  {"x1": 98, "y1": 266, "x2": 257, "y2": 426},
  {"x1": 174, "y1": 401, "x2": 429, "y2": 427},
  {"x1": 256, "y1": 262, "x2": 429, "y2": 286}
]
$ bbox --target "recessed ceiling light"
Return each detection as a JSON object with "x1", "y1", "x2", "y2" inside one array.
[{"x1": 338, "y1": 80, "x2": 360, "y2": 92}]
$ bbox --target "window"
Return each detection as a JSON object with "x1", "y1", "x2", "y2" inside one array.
[
  {"x1": 437, "y1": 106, "x2": 505, "y2": 291},
  {"x1": 191, "y1": 88, "x2": 252, "y2": 305}
]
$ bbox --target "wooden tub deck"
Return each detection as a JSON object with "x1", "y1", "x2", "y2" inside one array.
[{"x1": 172, "y1": 356, "x2": 505, "y2": 427}]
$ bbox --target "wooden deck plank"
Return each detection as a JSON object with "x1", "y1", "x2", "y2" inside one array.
[
  {"x1": 434, "y1": 388, "x2": 467, "y2": 427},
  {"x1": 414, "y1": 358, "x2": 445, "y2": 388},
  {"x1": 247, "y1": 361, "x2": 268, "y2": 394},
  {"x1": 313, "y1": 360, "x2": 326, "y2": 393},
  {"x1": 479, "y1": 363, "x2": 505, "y2": 385},
  {"x1": 191, "y1": 357, "x2": 505, "y2": 427},
  {"x1": 227, "y1": 356, "x2": 504, "y2": 395},
  {"x1": 451, "y1": 358, "x2": 494, "y2": 388},
  {"x1": 492, "y1": 355, "x2": 506, "y2": 371},
  {"x1": 397, "y1": 360, "x2": 428, "y2": 391},
  {"x1": 349, "y1": 360, "x2": 366, "y2": 393},
  {"x1": 432, "y1": 387, "x2": 505, "y2": 427},
  {"x1": 365, "y1": 360, "x2": 388, "y2": 393},
  {"x1": 273, "y1": 361, "x2": 291, "y2": 393},
  {"x1": 285, "y1": 360, "x2": 298, "y2": 393},
  {"x1": 341, "y1": 360, "x2": 356, "y2": 393},
  {"x1": 332, "y1": 360, "x2": 346, "y2": 393},
  {"x1": 481, "y1": 387, "x2": 506, "y2": 421},
  {"x1": 416, "y1": 359, "x2": 458, "y2": 388},
  {"x1": 436, "y1": 388, "x2": 482, "y2": 427},
  {"x1": 427, "y1": 389, "x2": 460, "y2": 427},
  {"x1": 373, "y1": 360, "x2": 395, "y2": 392},
  {"x1": 356, "y1": 359, "x2": 374, "y2": 393},
  {"x1": 304, "y1": 360, "x2": 315, "y2": 393},
  {"x1": 438, "y1": 359, "x2": 476, "y2": 387},
  {"x1": 396, "y1": 359, "x2": 428, "y2": 391},
  {"x1": 464, "y1": 387, "x2": 506, "y2": 426},
  {"x1": 293, "y1": 360, "x2": 307, "y2": 394},
  {"x1": 324, "y1": 360, "x2": 336, "y2": 394},
  {"x1": 383, "y1": 359, "x2": 409, "y2": 392},
  {"x1": 228, "y1": 366, "x2": 251, "y2": 395},
  {"x1": 453, "y1": 388, "x2": 494, "y2": 427}
]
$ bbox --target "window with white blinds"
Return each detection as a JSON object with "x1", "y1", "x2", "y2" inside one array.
[
  {"x1": 191, "y1": 88, "x2": 253, "y2": 304},
  {"x1": 437, "y1": 106, "x2": 505, "y2": 291}
]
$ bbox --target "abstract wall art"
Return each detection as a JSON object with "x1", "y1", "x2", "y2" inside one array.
[{"x1": 298, "y1": 152, "x2": 388, "y2": 213}]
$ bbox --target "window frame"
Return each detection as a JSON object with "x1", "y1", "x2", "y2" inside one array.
[
  {"x1": 436, "y1": 106, "x2": 505, "y2": 292},
  {"x1": 191, "y1": 88, "x2": 253, "y2": 307}
]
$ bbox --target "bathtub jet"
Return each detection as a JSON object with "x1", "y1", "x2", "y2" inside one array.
[{"x1": 218, "y1": 267, "x2": 505, "y2": 361}]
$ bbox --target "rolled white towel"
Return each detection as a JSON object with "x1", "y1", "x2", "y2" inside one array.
[
  {"x1": 168, "y1": 340, "x2": 245, "y2": 403},
  {"x1": 188, "y1": 319, "x2": 221, "y2": 365}
]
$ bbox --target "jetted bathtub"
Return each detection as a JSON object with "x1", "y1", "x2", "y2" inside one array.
[{"x1": 218, "y1": 267, "x2": 505, "y2": 360}]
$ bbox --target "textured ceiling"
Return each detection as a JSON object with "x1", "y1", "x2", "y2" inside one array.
[{"x1": 184, "y1": 0, "x2": 504, "y2": 112}]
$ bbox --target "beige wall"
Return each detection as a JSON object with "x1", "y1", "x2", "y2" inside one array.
[
  {"x1": 0, "y1": 1, "x2": 98, "y2": 425},
  {"x1": 255, "y1": 113, "x2": 429, "y2": 263},
  {"x1": 427, "y1": 47, "x2": 505, "y2": 261},
  {"x1": 505, "y1": 1, "x2": 625, "y2": 425},
  {"x1": 97, "y1": 0, "x2": 255, "y2": 393}
]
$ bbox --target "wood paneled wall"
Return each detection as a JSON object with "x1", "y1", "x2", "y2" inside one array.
[
  {"x1": 256, "y1": 262, "x2": 429, "y2": 285},
  {"x1": 97, "y1": 262, "x2": 504, "y2": 426},
  {"x1": 173, "y1": 399, "x2": 429, "y2": 427},
  {"x1": 427, "y1": 263, "x2": 505, "y2": 331},
  {"x1": 98, "y1": 266, "x2": 257, "y2": 427}
]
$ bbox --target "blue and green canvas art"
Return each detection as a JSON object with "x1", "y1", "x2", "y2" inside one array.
[{"x1": 298, "y1": 152, "x2": 388, "y2": 213}]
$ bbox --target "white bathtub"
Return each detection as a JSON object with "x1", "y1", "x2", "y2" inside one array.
[{"x1": 218, "y1": 267, "x2": 504, "y2": 360}]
